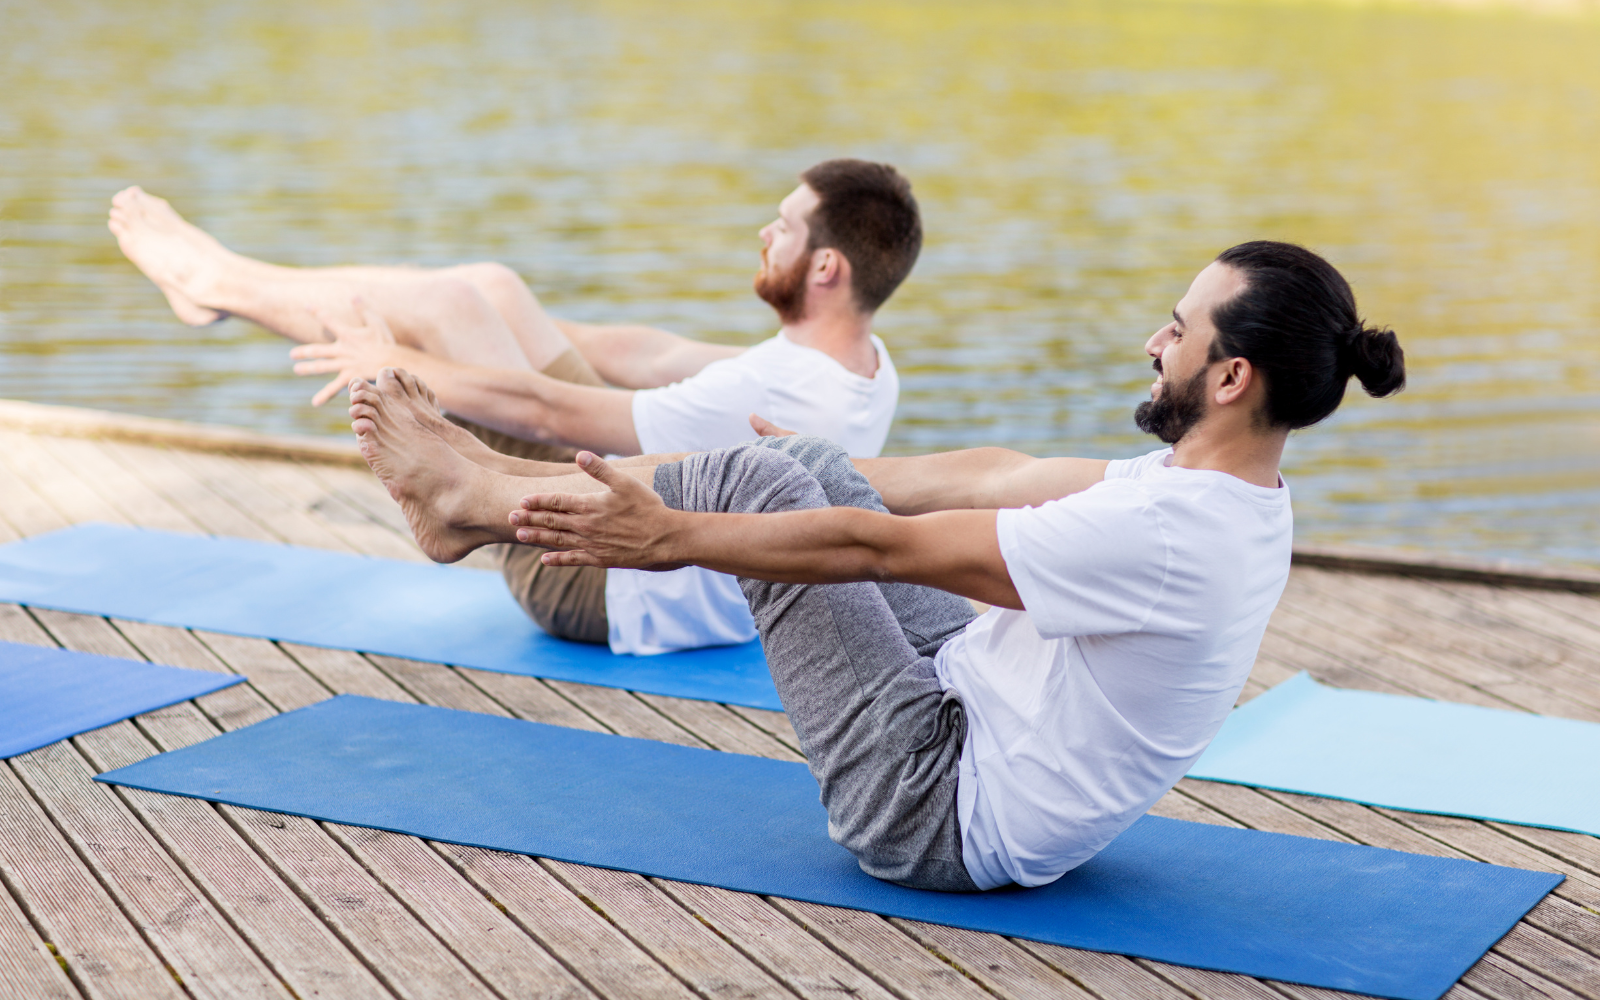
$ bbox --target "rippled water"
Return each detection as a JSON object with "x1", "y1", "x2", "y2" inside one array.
[{"x1": 3, "y1": 0, "x2": 1598, "y2": 568}]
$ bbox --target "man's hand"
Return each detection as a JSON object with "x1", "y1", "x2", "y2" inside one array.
[
  {"x1": 511, "y1": 452, "x2": 687, "y2": 570},
  {"x1": 749, "y1": 414, "x2": 797, "y2": 438},
  {"x1": 290, "y1": 298, "x2": 405, "y2": 406}
]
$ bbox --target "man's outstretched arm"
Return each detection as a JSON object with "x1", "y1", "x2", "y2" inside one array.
[
  {"x1": 748, "y1": 415, "x2": 1109, "y2": 513},
  {"x1": 293, "y1": 308, "x2": 642, "y2": 455},
  {"x1": 511, "y1": 453, "x2": 1023, "y2": 610},
  {"x1": 557, "y1": 320, "x2": 745, "y2": 390}
]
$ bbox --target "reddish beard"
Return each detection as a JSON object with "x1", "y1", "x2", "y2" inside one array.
[{"x1": 753, "y1": 247, "x2": 810, "y2": 324}]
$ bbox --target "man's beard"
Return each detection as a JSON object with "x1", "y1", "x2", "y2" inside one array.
[
  {"x1": 1134, "y1": 365, "x2": 1210, "y2": 444},
  {"x1": 753, "y1": 248, "x2": 809, "y2": 324}
]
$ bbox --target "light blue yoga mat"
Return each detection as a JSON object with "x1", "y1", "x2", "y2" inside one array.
[
  {"x1": 96, "y1": 694, "x2": 1562, "y2": 1000},
  {"x1": 0, "y1": 640, "x2": 243, "y2": 758},
  {"x1": 1191, "y1": 672, "x2": 1600, "y2": 834},
  {"x1": 0, "y1": 523, "x2": 780, "y2": 710}
]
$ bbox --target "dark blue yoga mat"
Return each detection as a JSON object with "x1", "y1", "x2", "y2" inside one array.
[
  {"x1": 1190, "y1": 672, "x2": 1600, "y2": 835},
  {"x1": 0, "y1": 640, "x2": 243, "y2": 758},
  {"x1": 0, "y1": 523, "x2": 780, "y2": 710},
  {"x1": 98, "y1": 695, "x2": 1561, "y2": 1000}
]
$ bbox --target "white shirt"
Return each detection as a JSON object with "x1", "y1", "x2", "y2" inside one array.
[
  {"x1": 608, "y1": 332, "x2": 898, "y2": 655},
  {"x1": 933, "y1": 448, "x2": 1293, "y2": 889}
]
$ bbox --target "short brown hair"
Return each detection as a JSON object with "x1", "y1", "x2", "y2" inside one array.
[{"x1": 799, "y1": 159, "x2": 922, "y2": 312}]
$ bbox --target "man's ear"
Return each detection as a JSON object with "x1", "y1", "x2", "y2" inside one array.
[
  {"x1": 1214, "y1": 356, "x2": 1254, "y2": 406},
  {"x1": 811, "y1": 247, "x2": 845, "y2": 288}
]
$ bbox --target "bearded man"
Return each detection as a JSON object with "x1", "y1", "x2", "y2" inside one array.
[{"x1": 109, "y1": 159, "x2": 918, "y2": 655}]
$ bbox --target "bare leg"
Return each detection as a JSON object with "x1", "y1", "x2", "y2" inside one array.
[
  {"x1": 108, "y1": 187, "x2": 573, "y2": 371},
  {"x1": 349, "y1": 368, "x2": 609, "y2": 563}
]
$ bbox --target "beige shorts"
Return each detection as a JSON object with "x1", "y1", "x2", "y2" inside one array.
[{"x1": 450, "y1": 347, "x2": 610, "y2": 645}]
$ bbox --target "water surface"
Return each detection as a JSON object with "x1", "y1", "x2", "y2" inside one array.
[{"x1": 3, "y1": 0, "x2": 1598, "y2": 567}]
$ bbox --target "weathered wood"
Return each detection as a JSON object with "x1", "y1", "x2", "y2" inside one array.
[
  {"x1": 0, "y1": 447, "x2": 70, "y2": 535},
  {"x1": 1464, "y1": 949, "x2": 1585, "y2": 1000},
  {"x1": 236, "y1": 458, "x2": 424, "y2": 563},
  {"x1": 1290, "y1": 543, "x2": 1600, "y2": 595},
  {"x1": 276, "y1": 643, "x2": 413, "y2": 702},
  {"x1": 1174, "y1": 779, "x2": 1353, "y2": 843},
  {"x1": 635, "y1": 693, "x2": 805, "y2": 761},
  {"x1": 1011, "y1": 942, "x2": 1190, "y2": 1000},
  {"x1": 724, "y1": 706, "x2": 804, "y2": 755},
  {"x1": 454, "y1": 669, "x2": 606, "y2": 732},
  {"x1": 0, "y1": 761, "x2": 186, "y2": 1000},
  {"x1": 768, "y1": 897, "x2": 992, "y2": 1000},
  {"x1": 545, "y1": 680, "x2": 707, "y2": 747},
  {"x1": 102, "y1": 441, "x2": 278, "y2": 542},
  {"x1": 364, "y1": 654, "x2": 511, "y2": 715},
  {"x1": 323, "y1": 824, "x2": 595, "y2": 1000},
  {"x1": 652, "y1": 879, "x2": 900, "y2": 1000},
  {"x1": 1293, "y1": 571, "x2": 1600, "y2": 719},
  {"x1": 543, "y1": 862, "x2": 791, "y2": 1000},
  {"x1": 0, "y1": 864, "x2": 81, "y2": 1000},
  {"x1": 0, "y1": 431, "x2": 134, "y2": 528},
  {"x1": 890, "y1": 918, "x2": 1096, "y2": 999},
  {"x1": 191, "y1": 631, "x2": 334, "y2": 713},
  {"x1": 430, "y1": 844, "x2": 697, "y2": 1000}
]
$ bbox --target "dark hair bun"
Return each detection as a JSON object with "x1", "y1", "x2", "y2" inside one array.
[{"x1": 1346, "y1": 325, "x2": 1406, "y2": 398}]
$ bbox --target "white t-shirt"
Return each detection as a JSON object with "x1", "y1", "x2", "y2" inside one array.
[
  {"x1": 933, "y1": 448, "x2": 1293, "y2": 890},
  {"x1": 607, "y1": 332, "x2": 898, "y2": 655}
]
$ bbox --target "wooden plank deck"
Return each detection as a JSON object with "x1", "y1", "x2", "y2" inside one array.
[{"x1": 0, "y1": 402, "x2": 1597, "y2": 1000}]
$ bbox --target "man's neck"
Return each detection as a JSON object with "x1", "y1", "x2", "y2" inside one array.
[
  {"x1": 1169, "y1": 421, "x2": 1287, "y2": 489},
  {"x1": 780, "y1": 308, "x2": 879, "y2": 378}
]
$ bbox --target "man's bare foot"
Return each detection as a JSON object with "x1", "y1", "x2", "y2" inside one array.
[
  {"x1": 352, "y1": 365, "x2": 581, "y2": 478},
  {"x1": 108, "y1": 186, "x2": 231, "y2": 327},
  {"x1": 350, "y1": 368, "x2": 520, "y2": 563}
]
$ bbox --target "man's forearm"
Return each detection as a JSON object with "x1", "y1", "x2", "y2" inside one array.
[
  {"x1": 380, "y1": 346, "x2": 643, "y2": 455},
  {"x1": 658, "y1": 506, "x2": 1021, "y2": 608},
  {"x1": 852, "y1": 449, "x2": 1110, "y2": 514}
]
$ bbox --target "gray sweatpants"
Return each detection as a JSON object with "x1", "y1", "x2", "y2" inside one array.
[{"x1": 653, "y1": 436, "x2": 983, "y2": 892}]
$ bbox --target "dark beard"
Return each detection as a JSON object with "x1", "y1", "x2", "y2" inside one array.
[
  {"x1": 1134, "y1": 365, "x2": 1210, "y2": 444},
  {"x1": 753, "y1": 249, "x2": 809, "y2": 324}
]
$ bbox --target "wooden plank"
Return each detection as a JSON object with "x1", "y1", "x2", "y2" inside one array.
[
  {"x1": 0, "y1": 761, "x2": 186, "y2": 1000},
  {"x1": 652, "y1": 879, "x2": 900, "y2": 1000},
  {"x1": 0, "y1": 431, "x2": 132, "y2": 528},
  {"x1": 42, "y1": 438, "x2": 200, "y2": 534},
  {"x1": 541, "y1": 862, "x2": 792, "y2": 1000},
  {"x1": 768, "y1": 897, "x2": 992, "y2": 1000},
  {"x1": 1488, "y1": 826, "x2": 1600, "y2": 882},
  {"x1": 1464, "y1": 950, "x2": 1585, "y2": 1000},
  {"x1": 430, "y1": 844, "x2": 697, "y2": 1000},
  {"x1": 101, "y1": 442, "x2": 277, "y2": 542},
  {"x1": 1147, "y1": 788, "x2": 1241, "y2": 827},
  {"x1": 1173, "y1": 780, "x2": 1354, "y2": 843},
  {"x1": 322, "y1": 824, "x2": 595, "y2": 1000},
  {"x1": 1255, "y1": 621, "x2": 1413, "y2": 696},
  {"x1": 276, "y1": 644, "x2": 414, "y2": 702},
  {"x1": 190, "y1": 632, "x2": 334, "y2": 713},
  {"x1": 724, "y1": 706, "x2": 803, "y2": 756},
  {"x1": 165, "y1": 450, "x2": 356, "y2": 552},
  {"x1": 9, "y1": 737, "x2": 292, "y2": 1000},
  {"x1": 454, "y1": 670, "x2": 607, "y2": 732},
  {"x1": 364, "y1": 655, "x2": 509, "y2": 715},
  {"x1": 22, "y1": 613, "x2": 300, "y2": 999},
  {"x1": 237, "y1": 459, "x2": 424, "y2": 562},
  {"x1": 635, "y1": 693, "x2": 805, "y2": 761},
  {"x1": 0, "y1": 868, "x2": 81, "y2": 1000},
  {"x1": 0, "y1": 447, "x2": 70, "y2": 535},
  {"x1": 890, "y1": 918, "x2": 1097, "y2": 1000},
  {"x1": 1293, "y1": 572, "x2": 1600, "y2": 719},
  {"x1": 1010, "y1": 942, "x2": 1190, "y2": 1000},
  {"x1": 544, "y1": 681, "x2": 706, "y2": 747}
]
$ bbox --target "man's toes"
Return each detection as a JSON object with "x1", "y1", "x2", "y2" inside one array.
[{"x1": 353, "y1": 417, "x2": 376, "y2": 436}]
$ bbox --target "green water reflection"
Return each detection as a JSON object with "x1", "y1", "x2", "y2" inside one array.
[{"x1": 2, "y1": 0, "x2": 1598, "y2": 567}]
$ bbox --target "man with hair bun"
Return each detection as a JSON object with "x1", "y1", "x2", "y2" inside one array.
[
  {"x1": 108, "y1": 160, "x2": 920, "y2": 656},
  {"x1": 344, "y1": 241, "x2": 1405, "y2": 892}
]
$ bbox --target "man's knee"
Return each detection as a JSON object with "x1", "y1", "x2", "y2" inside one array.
[
  {"x1": 449, "y1": 261, "x2": 528, "y2": 304},
  {"x1": 656, "y1": 444, "x2": 828, "y2": 517},
  {"x1": 756, "y1": 435, "x2": 885, "y2": 513}
]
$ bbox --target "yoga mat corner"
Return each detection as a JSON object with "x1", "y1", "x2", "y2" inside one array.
[{"x1": 1, "y1": 640, "x2": 244, "y2": 759}]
